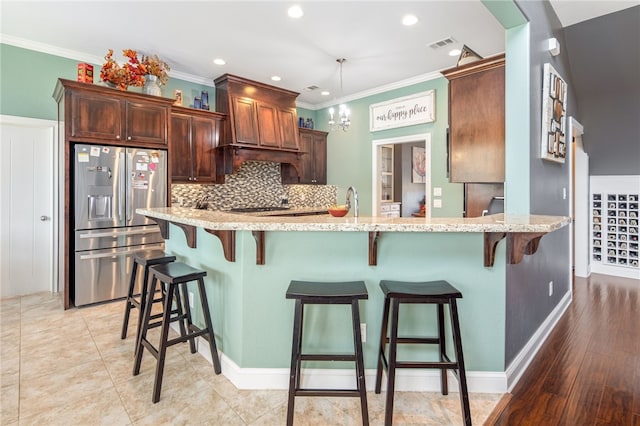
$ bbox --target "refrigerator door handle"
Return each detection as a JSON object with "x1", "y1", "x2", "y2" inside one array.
[
  {"x1": 78, "y1": 228, "x2": 160, "y2": 239},
  {"x1": 78, "y1": 244, "x2": 164, "y2": 260},
  {"x1": 118, "y1": 151, "x2": 125, "y2": 222},
  {"x1": 126, "y1": 152, "x2": 133, "y2": 223}
]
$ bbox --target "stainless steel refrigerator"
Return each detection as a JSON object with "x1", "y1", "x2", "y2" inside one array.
[{"x1": 74, "y1": 144, "x2": 167, "y2": 306}]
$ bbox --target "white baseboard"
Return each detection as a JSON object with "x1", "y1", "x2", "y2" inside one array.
[
  {"x1": 505, "y1": 289, "x2": 572, "y2": 391},
  {"x1": 175, "y1": 324, "x2": 507, "y2": 393}
]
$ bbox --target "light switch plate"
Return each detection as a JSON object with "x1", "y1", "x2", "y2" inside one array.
[
  {"x1": 433, "y1": 187, "x2": 442, "y2": 196},
  {"x1": 433, "y1": 199, "x2": 442, "y2": 208}
]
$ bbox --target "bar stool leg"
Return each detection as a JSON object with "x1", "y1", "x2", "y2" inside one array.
[
  {"x1": 134, "y1": 275, "x2": 158, "y2": 375},
  {"x1": 121, "y1": 261, "x2": 139, "y2": 339},
  {"x1": 179, "y1": 282, "x2": 197, "y2": 354},
  {"x1": 171, "y1": 283, "x2": 194, "y2": 353},
  {"x1": 375, "y1": 296, "x2": 391, "y2": 393},
  {"x1": 351, "y1": 299, "x2": 369, "y2": 425},
  {"x1": 295, "y1": 302, "x2": 305, "y2": 390},
  {"x1": 449, "y1": 299, "x2": 471, "y2": 426},
  {"x1": 437, "y1": 303, "x2": 448, "y2": 395},
  {"x1": 197, "y1": 278, "x2": 221, "y2": 373},
  {"x1": 384, "y1": 298, "x2": 400, "y2": 426},
  {"x1": 287, "y1": 299, "x2": 303, "y2": 426},
  {"x1": 152, "y1": 282, "x2": 175, "y2": 403}
]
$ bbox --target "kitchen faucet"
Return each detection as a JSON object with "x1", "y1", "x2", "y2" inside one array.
[{"x1": 346, "y1": 186, "x2": 359, "y2": 217}]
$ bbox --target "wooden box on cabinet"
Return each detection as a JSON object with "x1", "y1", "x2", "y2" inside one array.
[
  {"x1": 214, "y1": 74, "x2": 300, "y2": 151},
  {"x1": 170, "y1": 106, "x2": 225, "y2": 183},
  {"x1": 55, "y1": 79, "x2": 172, "y2": 147},
  {"x1": 442, "y1": 54, "x2": 505, "y2": 183}
]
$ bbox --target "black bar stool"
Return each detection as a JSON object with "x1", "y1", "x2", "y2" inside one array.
[
  {"x1": 285, "y1": 280, "x2": 369, "y2": 426},
  {"x1": 374, "y1": 280, "x2": 471, "y2": 426},
  {"x1": 121, "y1": 250, "x2": 176, "y2": 345},
  {"x1": 133, "y1": 262, "x2": 222, "y2": 403}
]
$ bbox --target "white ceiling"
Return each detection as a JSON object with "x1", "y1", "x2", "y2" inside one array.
[
  {"x1": 1, "y1": 1, "x2": 636, "y2": 107},
  {"x1": 548, "y1": 0, "x2": 638, "y2": 27}
]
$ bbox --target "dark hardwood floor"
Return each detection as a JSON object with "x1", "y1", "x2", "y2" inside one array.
[{"x1": 487, "y1": 273, "x2": 640, "y2": 426}]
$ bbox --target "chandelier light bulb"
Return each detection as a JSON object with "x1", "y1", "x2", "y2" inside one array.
[{"x1": 328, "y1": 59, "x2": 351, "y2": 132}]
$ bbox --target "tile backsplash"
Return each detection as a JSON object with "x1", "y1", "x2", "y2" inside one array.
[{"x1": 172, "y1": 161, "x2": 337, "y2": 210}]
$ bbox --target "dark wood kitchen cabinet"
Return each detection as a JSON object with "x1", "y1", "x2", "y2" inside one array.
[
  {"x1": 298, "y1": 128, "x2": 327, "y2": 184},
  {"x1": 442, "y1": 54, "x2": 505, "y2": 183},
  {"x1": 215, "y1": 74, "x2": 300, "y2": 151},
  {"x1": 170, "y1": 106, "x2": 225, "y2": 183},
  {"x1": 57, "y1": 79, "x2": 172, "y2": 147},
  {"x1": 282, "y1": 128, "x2": 327, "y2": 184}
]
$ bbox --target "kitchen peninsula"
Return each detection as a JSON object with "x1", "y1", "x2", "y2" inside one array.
[{"x1": 138, "y1": 206, "x2": 569, "y2": 392}]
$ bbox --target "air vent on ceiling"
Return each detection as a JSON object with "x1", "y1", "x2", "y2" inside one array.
[
  {"x1": 304, "y1": 85, "x2": 320, "y2": 92},
  {"x1": 428, "y1": 37, "x2": 456, "y2": 50}
]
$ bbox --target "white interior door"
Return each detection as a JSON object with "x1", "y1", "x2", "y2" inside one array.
[{"x1": 0, "y1": 117, "x2": 56, "y2": 298}]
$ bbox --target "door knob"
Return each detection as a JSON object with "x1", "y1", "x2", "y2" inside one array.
[{"x1": 40, "y1": 215, "x2": 50, "y2": 221}]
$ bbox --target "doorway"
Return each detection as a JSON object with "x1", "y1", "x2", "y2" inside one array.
[
  {"x1": 371, "y1": 133, "x2": 431, "y2": 217},
  {"x1": 0, "y1": 115, "x2": 58, "y2": 297},
  {"x1": 569, "y1": 117, "x2": 589, "y2": 278}
]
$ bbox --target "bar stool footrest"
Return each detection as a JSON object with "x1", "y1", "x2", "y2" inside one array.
[
  {"x1": 295, "y1": 389, "x2": 362, "y2": 397},
  {"x1": 300, "y1": 354, "x2": 357, "y2": 362}
]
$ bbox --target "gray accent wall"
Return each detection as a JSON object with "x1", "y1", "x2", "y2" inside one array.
[
  {"x1": 563, "y1": 6, "x2": 640, "y2": 175},
  {"x1": 504, "y1": 0, "x2": 575, "y2": 366}
]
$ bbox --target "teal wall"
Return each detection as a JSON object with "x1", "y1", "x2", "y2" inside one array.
[
  {"x1": 166, "y1": 225, "x2": 507, "y2": 371},
  {"x1": 316, "y1": 78, "x2": 464, "y2": 217},
  {"x1": 0, "y1": 44, "x2": 214, "y2": 120}
]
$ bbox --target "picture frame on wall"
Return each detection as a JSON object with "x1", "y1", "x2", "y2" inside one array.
[
  {"x1": 412, "y1": 146, "x2": 426, "y2": 183},
  {"x1": 540, "y1": 63, "x2": 567, "y2": 163}
]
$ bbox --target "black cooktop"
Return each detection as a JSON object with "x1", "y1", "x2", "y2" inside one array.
[{"x1": 229, "y1": 207, "x2": 291, "y2": 213}]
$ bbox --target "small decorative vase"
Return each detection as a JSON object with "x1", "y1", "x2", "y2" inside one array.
[{"x1": 142, "y1": 75, "x2": 162, "y2": 96}]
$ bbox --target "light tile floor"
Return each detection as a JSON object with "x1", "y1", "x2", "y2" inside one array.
[{"x1": 1, "y1": 292, "x2": 501, "y2": 425}]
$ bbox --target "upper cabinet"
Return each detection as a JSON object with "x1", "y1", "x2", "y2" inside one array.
[
  {"x1": 289, "y1": 128, "x2": 327, "y2": 184},
  {"x1": 170, "y1": 106, "x2": 225, "y2": 183},
  {"x1": 442, "y1": 54, "x2": 505, "y2": 183},
  {"x1": 215, "y1": 74, "x2": 300, "y2": 151},
  {"x1": 54, "y1": 79, "x2": 173, "y2": 147}
]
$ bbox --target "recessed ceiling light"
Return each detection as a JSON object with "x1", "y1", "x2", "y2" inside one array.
[
  {"x1": 448, "y1": 49, "x2": 462, "y2": 57},
  {"x1": 402, "y1": 14, "x2": 418, "y2": 26},
  {"x1": 213, "y1": 58, "x2": 226, "y2": 65},
  {"x1": 271, "y1": 76, "x2": 282, "y2": 82},
  {"x1": 321, "y1": 91, "x2": 330, "y2": 96},
  {"x1": 288, "y1": 5, "x2": 303, "y2": 19}
]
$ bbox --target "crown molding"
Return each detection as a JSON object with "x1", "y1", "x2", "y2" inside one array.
[
  {"x1": 3, "y1": 33, "x2": 443, "y2": 107},
  {"x1": 0, "y1": 33, "x2": 214, "y2": 87},
  {"x1": 308, "y1": 71, "x2": 443, "y2": 111}
]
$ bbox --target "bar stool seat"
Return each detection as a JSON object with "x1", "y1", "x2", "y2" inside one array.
[
  {"x1": 285, "y1": 280, "x2": 369, "y2": 426},
  {"x1": 375, "y1": 280, "x2": 471, "y2": 426},
  {"x1": 121, "y1": 250, "x2": 176, "y2": 342},
  {"x1": 133, "y1": 262, "x2": 221, "y2": 403}
]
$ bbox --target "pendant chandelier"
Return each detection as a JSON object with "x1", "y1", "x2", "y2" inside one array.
[{"x1": 328, "y1": 58, "x2": 351, "y2": 132}]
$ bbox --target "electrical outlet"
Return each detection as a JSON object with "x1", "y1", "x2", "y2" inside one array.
[
  {"x1": 548, "y1": 281, "x2": 554, "y2": 296},
  {"x1": 188, "y1": 291, "x2": 194, "y2": 308},
  {"x1": 433, "y1": 199, "x2": 442, "y2": 208},
  {"x1": 176, "y1": 196, "x2": 184, "y2": 206},
  {"x1": 562, "y1": 188, "x2": 567, "y2": 199},
  {"x1": 433, "y1": 187, "x2": 442, "y2": 197},
  {"x1": 360, "y1": 323, "x2": 366, "y2": 343}
]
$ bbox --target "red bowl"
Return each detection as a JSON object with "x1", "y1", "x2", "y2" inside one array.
[{"x1": 328, "y1": 207, "x2": 349, "y2": 217}]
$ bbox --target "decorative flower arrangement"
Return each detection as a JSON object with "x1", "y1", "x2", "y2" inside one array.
[
  {"x1": 100, "y1": 49, "x2": 170, "y2": 90},
  {"x1": 140, "y1": 54, "x2": 170, "y2": 85},
  {"x1": 100, "y1": 49, "x2": 144, "y2": 90}
]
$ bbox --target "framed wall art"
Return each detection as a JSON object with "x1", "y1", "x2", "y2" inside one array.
[{"x1": 540, "y1": 63, "x2": 568, "y2": 163}]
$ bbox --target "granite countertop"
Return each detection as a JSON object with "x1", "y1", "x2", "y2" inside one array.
[{"x1": 138, "y1": 207, "x2": 571, "y2": 233}]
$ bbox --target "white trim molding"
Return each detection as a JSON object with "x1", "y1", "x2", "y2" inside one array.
[
  {"x1": 505, "y1": 289, "x2": 572, "y2": 391},
  {"x1": 182, "y1": 328, "x2": 507, "y2": 393}
]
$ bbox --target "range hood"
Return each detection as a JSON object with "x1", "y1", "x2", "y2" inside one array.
[{"x1": 214, "y1": 74, "x2": 302, "y2": 183}]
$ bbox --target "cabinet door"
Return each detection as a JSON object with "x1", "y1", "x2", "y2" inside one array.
[
  {"x1": 278, "y1": 107, "x2": 300, "y2": 150},
  {"x1": 256, "y1": 102, "x2": 280, "y2": 147},
  {"x1": 170, "y1": 113, "x2": 193, "y2": 182},
  {"x1": 449, "y1": 66, "x2": 505, "y2": 183},
  {"x1": 297, "y1": 131, "x2": 313, "y2": 183},
  {"x1": 311, "y1": 133, "x2": 327, "y2": 184},
  {"x1": 232, "y1": 97, "x2": 259, "y2": 145},
  {"x1": 125, "y1": 101, "x2": 168, "y2": 145},
  {"x1": 191, "y1": 116, "x2": 217, "y2": 183},
  {"x1": 70, "y1": 92, "x2": 123, "y2": 141}
]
